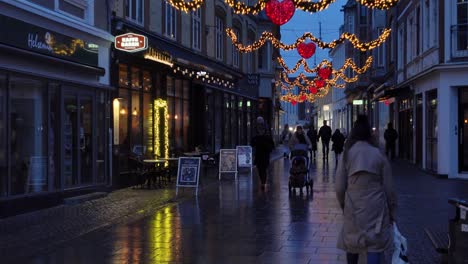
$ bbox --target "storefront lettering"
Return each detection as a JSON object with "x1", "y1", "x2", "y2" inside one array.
[
  {"x1": 114, "y1": 33, "x2": 147, "y2": 52},
  {"x1": 144, "y1": 47, "x2": 173, "y2": 67},
  {"x1": 27, "y1": 32, "x2": 53, "y2": 52}
]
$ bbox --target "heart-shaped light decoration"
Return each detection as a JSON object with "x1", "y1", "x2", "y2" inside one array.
[
  {"x1": 265, "y1": 0, "x2": 295, "y2": 26},
  {"x1": 309, "y1": 86, "x2": 318, "y2": 94},
  {"x1": 299, "y1": 94, "x2": 307, "y2": 102},
  {"x1": 291, "y1": 99, "x2": 297, "y2": 106},
  {"x1": 318, "y1": 67, "x2": 332, "y2": 80},
  {"x1": 315, "y1": 79, "x2": 325, "y2": 88},
  {"x1": 297, "y1": 42, "x2": 316, "y2": 59}
]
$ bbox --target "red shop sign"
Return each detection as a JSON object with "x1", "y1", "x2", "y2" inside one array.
[{"x1": 114, "y1": 33, "x2": 148, "y2": 53}]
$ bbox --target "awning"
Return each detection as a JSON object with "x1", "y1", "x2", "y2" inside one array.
[{"x1": 374, "y1": 86, "x2": 412, "y2": 101}]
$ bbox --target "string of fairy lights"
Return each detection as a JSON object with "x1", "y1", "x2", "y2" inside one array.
[
  {"x1": 165, "y1": 0, "x2": 399, "y2": 13},
  {"x1": 226, "y1": 28, "x2": 391, "y2": 53}
]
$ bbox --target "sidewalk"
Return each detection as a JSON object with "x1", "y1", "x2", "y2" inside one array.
[{"x1": 1, "y1": 146, "x2": 467, "y2": 264}]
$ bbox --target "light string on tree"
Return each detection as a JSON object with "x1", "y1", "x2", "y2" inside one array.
[
  {"x1": 226, "y1": 28, "x2": 391, "y2": 53},
  {"x1": 165, "y1": 0, "x2": 398, "y2": 13}
]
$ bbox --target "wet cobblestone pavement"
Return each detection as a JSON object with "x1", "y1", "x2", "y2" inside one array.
[{"x1": 2, "y1": 146, "x2": 468, "y2": 264}]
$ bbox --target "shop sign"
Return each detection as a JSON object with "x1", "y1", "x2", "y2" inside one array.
[
  {"x1": 176, "y1": 157, "x2": 201, "y2": 196},
  {"x1": 0, "y1": 14, "x2": 99, "y2": 66},
  {"x1": 144, "y1": 47, "x2": 173, "y2": 66},
  {"x1": 353, "y1": 100, "x2": 363, "y2": 105},
  {"x1": 247, "y1": 74, "x2": 259, "y2": 86},
  {"x1": 114, "y1": 33, "x2": 148, "y2": 53},
  {"x1": 219, "y1": 149, "x2": 238, "y2": 180}
]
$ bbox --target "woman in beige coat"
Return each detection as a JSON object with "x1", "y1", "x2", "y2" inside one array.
[{"x1": 335, "y1": 115, "x2": 397, "y2": 264}]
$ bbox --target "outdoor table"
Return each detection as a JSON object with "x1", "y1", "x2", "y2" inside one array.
[{"x1": 142, "y1": 160, "x2": 166, "y2": 188}]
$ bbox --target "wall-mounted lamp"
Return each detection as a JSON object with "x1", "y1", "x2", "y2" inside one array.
[
  {"x1": 120, "y1": 108, "x2": 127, "y2": 115},
  {"x1": 132, "y1": 108, "x2": 138, "y2": 116}
]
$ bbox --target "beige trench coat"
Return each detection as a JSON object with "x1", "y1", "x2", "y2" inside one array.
[{"x1": 335, "y1": 141, "x2": 397, "y2": 253}]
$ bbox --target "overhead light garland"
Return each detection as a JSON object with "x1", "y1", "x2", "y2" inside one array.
[
  {"x1": 165, "y1": 0, "x2": 397, "y2": 14},
  {"x1": 227, "y1": 28, "x2": 391, "y2": 53},
  {"x1": 357, "y1": 0, "x2": 398, "y2": 9}
]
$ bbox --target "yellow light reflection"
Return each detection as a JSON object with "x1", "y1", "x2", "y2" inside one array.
[{"x1": 149, "y1": 206, "x2": 181, "y2": 263}]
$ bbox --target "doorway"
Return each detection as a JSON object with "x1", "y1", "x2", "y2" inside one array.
[
  {"x1": 63, "y1": 91, "x2": 95, "y2": 188},
  {"x1": 459, "y1": 88, "x2": 468, "y2": 172}
]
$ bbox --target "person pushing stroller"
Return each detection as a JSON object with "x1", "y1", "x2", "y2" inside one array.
[{"x1": 288, "y1": 126, "x2": 313, "y2": 195}]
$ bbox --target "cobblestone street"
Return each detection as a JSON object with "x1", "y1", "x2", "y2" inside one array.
[{"x1": 1, "y1": 146, "x2": 467, "y2": 264}]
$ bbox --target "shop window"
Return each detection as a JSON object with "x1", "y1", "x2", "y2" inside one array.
[
  {"x1": 131, "y1": 67, "x2": 141, "y2": 90},
  {"x1": 80, "y1": 95, "x2": 93, "y2": 184},
  {"x1": 131, "y1": 91, "x2": 142, "y2": 155},
  {"x1": 118, "y1": 89, "x2": 130, "y2": 151},
  {"x1": 119, "y1": 64, "x2": 128, "y2": 88},
  {"x1": 183, "y1": 80, "x2": 190, "y2": 148},
  {"x1": 10, "y1": 77, "x2": 47, "y2": 195},
  {"x1": 0, "y1": 74, "x2": 6, "y2": 196},
  {"x1": 143, "y1": 93, "x2": 152, "y2": 156},
  {"x1": 174, "y1": 79, "x2": 183, "y2": 149},
  {"x1": 49, "y1": 84, "x2": 60, "y2": 189},
  {"x1": 143, "y1": 71, "x2": 152, "y2": 92},
  {"x1": 59, "y1": 0, "x2": 86, "y2": 19},
  {"x1": 126, "y1": 0, "x2": 144, "y2": 24},
  {"x1": 96, "y1": 90, "x2": 107, "y2": 183}
]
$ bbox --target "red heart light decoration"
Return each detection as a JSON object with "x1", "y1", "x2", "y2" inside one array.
[
  {"x1": 318, "y1": 67, "x2": 332, "y2": 80},
  {"x1": 297, "y1": 42, "x2": 316, "y2": 59},
  {"x1": 299, "y1": 94, "x2": 307, "y2": 101},
  {"x1": 309, "y1": 86, "x2": 318, "y2": 94},
  {"x1": 315, "y1": 79, "x2": 325, "y2": 88},
  {"x1": 265, "y1": 0, "x2": 295, "y2": 26},
  {"x1": 291, "y1": 99, "x2": 297, "y2": 106}
]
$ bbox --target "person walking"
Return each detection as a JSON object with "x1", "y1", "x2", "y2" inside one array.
[
  {"x1": 384, "y1": 122, "x2": 398, "y2": 160},
  {"x1": 318, "y1": 120, "x2": 332, "y2": 161},
  {"x1": 335, "y1": 115, "x2": 397, "y2": 264},
  {"x1": 251, "y1": 122, "x2": 275, "y2": 191},
  {"x1": 331, "y1": 129, "x2": 345, "y2": 166},
  {"x1": 288, "y1": 125, "x2": 312, "y2": 151},
  {"x1": 307, "y1": 125, "x2": 318, "y2": 160},
  {"x1": 281, "y1": 124, "x2": 292, "y2": 158}
]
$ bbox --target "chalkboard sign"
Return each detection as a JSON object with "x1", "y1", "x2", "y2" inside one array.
[
  {"x1": 219, "y1": 149, "x2": 237, "y2": 180},
  {"x1": 176, "y1": 157, "x2": 201, "y2": 195}
]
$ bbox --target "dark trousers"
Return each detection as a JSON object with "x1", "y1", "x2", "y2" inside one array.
[
  {"x1": 347, "y1": 252, "x2": 381, "y2": 264},
  {"x1": 386, "y1": 143, "x2": 396, "y2": 160},
  {"x1": 257, "y1": 165, "x2": 267, "y2": 185},
  {"x1": 322, "y1": 140, "x2": 330, "y2": 159}
]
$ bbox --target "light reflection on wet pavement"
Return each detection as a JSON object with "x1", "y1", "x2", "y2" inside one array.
[{"x1": 26, "y1": 157, "x2": 346, "y2": 264}]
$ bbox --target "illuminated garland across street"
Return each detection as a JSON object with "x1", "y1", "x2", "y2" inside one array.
[
  {"x1": 165, "y1": 0, "x2": 398, "y2": 13},
  {"x1": 226, "y1": 28, "x2": 391, "y2": 53},
  {"x1": 277, "y1": 56, "x2": 373, "y2": 75}
]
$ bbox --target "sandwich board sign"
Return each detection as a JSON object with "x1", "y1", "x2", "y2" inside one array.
[
  {"x1": 236, "y1": 146, "x2": 253, "y2": 175},
  {"x1": 218, "y1": 149, "x2": 237, "y2": 180},
  {"x1": 176, "y1": 157, "x2": 201, "y2": 196}
]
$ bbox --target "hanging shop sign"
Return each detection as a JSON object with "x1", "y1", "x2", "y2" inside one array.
[
  {"x1": 114, "y1": 33, "x2": 148, "y2": 53},
  {"x1": 144, "y1": 47, "x2": 173, "y2": 67},
  {"x1": 0, "y1": 14, "x2": 99, "y2": 66},
  {"x1": 353, "y1": 100, "x2": 364, "y2": 105}
]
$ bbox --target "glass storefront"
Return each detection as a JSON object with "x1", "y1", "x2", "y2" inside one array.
[
  {"x1": 426, "y1": 90, "x2": 438, "y2": 172},
  {"x1": 398, "y1": 97, "x2": 414, "y2": 161},
  {"x1": 0, "y1": 71, "x2": 109, "y2": 198}
]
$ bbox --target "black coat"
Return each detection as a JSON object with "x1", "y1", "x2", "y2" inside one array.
[
  {"x1": 307, "y1": 129, "x2": 318, "y2": 150},
  {"x1": 331, "y1": 132, "x2": 345, "y2": 154},
  {"x1": 251, "y1": 134, "x2": 274, "y2": 168},
  {"x1": 318, "y1": 125, "x2": 332, "y2": 142},
  {"x1": 384, "y1": 128, "x2": 398, "y2": 145}
]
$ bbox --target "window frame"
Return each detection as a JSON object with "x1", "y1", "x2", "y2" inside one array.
[
  {"x1": 191, "y1": 8, "x2": 202, "y2": 51},
  {"x1": 215, "y1": 15, "x2": 225, "y2": 61},
  {"x1": 164, "y1": 1, "x2": 178, "y2": 40},
  {"x1": 125, "y1": 0, "x2": 144, "y2": 25}
]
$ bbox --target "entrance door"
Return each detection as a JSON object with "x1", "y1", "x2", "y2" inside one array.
[
  {"x1": 459, "y1": 88, "x2": 468, "y2": 171},
  {"x1": 416, "y1": 94, "x2": 423, "y2": 166},
  {"x1": 63, "y1": 92, "x2": 94, "y2": 188}
]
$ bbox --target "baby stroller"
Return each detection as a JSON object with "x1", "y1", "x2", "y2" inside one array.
[{"x1": 288, "y1": 144, "x2": 313, "y2": 195}]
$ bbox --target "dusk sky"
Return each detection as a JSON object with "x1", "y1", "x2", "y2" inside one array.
[{"x1": 280, "y1": 0, "x2": 347, "y2": 76}]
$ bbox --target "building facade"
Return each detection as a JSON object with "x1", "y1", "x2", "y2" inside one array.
[
  {"x1": 110, "y1": 0, "x2": 279, "y2": 184},
  {"x1": 0, "y1": 0, "x2": 114, "y2": 212}
]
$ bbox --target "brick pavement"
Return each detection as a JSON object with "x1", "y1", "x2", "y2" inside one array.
[{"x1": 1, "y1": 145, "x2": 467, "y2": 264}]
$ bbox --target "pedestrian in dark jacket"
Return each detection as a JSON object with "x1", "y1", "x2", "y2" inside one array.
[
  {"x1": 384, "y1": 122, "x2": 398, "y2": 160},
  {"x1": 331, "y1": 129, "x2": 346, "y2": 166},
  {"x1": 307, "y1": 125, "x2": 318, "y2": 159},
  {"x1": 251, "y1": 123, "x2": 275, "y2": 190},
  {"x1": 318, "y1": 120, "x2": 332, "y2": 161}
]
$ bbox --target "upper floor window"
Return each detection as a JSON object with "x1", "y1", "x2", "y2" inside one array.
[
  {"x1": 191, "y1": 9, "x2": 202, "y2": 51},
  {"x1": 456, "y1": 0, "x2": 468, "y2": 52},
  {"x1": 165, "y1": 2, "x2": 177, "y2": 40},
  {"x1": 359, "y1": 5, "x2": 367, "y2": 24},
  {"x1": 376, "y1": 28, "x2": 385, "y2": 67},
  {"x1": 27, "y1": 0, "x2": 93, "y2": 23},
  {"x1": 215, "y1": 15, "x2": 225, "y2": 61},
  {"x1": 397, "y1": 25, "x2": 404, "y2": 70},
  {"x1": 347, "y1": 15, "x2": 355, "y2": 34},
  {"x1": 232, "y1": 27, "x2": 240, "y2": 68},
  {"x1": 126, "y1": 0, "x2": 143, "y2": 24},
  {"x1": 246, "y1": 35, "x2": 255, "y2": 73}
]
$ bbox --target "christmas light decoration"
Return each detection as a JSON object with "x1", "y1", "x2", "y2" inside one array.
[
  {"x1": 154, "y1": 99, "x2": 169, "y2": 165},
  {"x1": 277, "y1": 56, "x2": 373, "y2": 76},
  {"x1": 227, "y1": 28, "x2": 391, "y2": 53},
  {"x1": 265, "y1": 0, "x2": 295, "y2": 25},
  {"x1": 357, "y1": 0, "x2": 398, "y2": 10},
  {"x1": 297, "y1": 42, "x2": 316, "y2": 59},
  {"x1": 165, "y1": 0, "x2": 399, "y2": 13}
]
